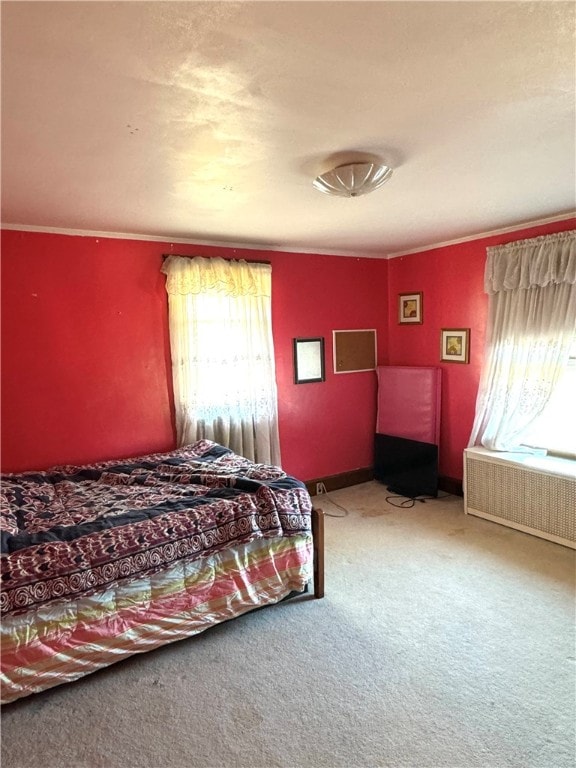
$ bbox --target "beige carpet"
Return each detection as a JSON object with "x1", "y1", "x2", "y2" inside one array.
[{"x1": 1, "y1": 483, "x2": 575, "y2": 768}]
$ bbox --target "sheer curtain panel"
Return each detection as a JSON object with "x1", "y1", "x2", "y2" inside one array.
[
  {"x1": 469, "y1": 230, "x2": 576, "y2": 452},
  {"x1": 162, "y1": 255, "x2": 281, "y2": 465}
]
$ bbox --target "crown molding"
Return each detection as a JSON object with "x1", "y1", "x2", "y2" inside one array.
[
  {"x1": 0, "y1": 223, "x2": 379, "y2": 260},
  {"x1": 386, "y1": 211, "x2": 576, "y2": 259},
  {"x1": 2, "y1": 210, "x2": 575, "y2": 261}
]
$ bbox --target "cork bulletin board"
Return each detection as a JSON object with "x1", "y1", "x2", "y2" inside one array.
[{"x1": 332, "y1": 329, "x2": 377, "y2": 373}]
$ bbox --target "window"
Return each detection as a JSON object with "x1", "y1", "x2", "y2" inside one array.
[
  {"x1": 469, "y1": 230, "x2": 575, "y2": 452},
  {"x1": 162, "y1": 255, "x2": 281, "y2": 465},
  {"x1": 522, "y1": 338, "x2": 576, "y2": 458}
]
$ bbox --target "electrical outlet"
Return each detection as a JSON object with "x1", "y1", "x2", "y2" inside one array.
[{"x1": 316, "y1": 482, "x2": 325, "y2": 495}]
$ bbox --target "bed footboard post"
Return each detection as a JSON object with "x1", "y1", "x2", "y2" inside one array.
[{"x1": 311, "y1": 507, "x2": 325, "y2": 599}]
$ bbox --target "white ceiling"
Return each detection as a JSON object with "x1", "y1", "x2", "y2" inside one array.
[{"x1": 1, "y1": 1, "x2": 575, "y2": 257}]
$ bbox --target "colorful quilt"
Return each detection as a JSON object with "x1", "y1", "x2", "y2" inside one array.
[
  {"x1": 0, "y1": 441, "x2": 314, "y2": 703},
  {"x1": 1, "y1": 440, "x2": 312, "y2": 616}
]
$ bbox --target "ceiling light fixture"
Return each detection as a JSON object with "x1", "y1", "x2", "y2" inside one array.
[{"x1": 313, "y1": 161, "x2": 393, "y2": 198}]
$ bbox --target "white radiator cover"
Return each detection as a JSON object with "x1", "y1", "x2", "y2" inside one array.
[{"x1": 464, "y1": 447, "x2": 576, "y2": 549}]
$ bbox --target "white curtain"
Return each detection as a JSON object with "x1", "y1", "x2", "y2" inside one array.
[
  {"x1": 162, "y1": 255, "x2": 281, "y2": 465},
  {"x1": 469, "y1": 230, "x2": 576, "y2": 451}
]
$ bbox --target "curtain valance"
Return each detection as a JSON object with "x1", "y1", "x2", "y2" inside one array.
[
  {"x1": 484, "y1": 230, "x2": 576, "y2": 294},
  {"x1": 162, "y1": 255, "x2": 271, "y2": 297}
]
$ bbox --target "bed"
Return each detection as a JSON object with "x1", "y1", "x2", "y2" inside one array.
[{"x1": 0, "y1": 440, "x2": 324, "y2": 704}]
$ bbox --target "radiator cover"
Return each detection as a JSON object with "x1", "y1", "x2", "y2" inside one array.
[{"x1": 464, "y1": 447, "x2": 576, "y2": 549}]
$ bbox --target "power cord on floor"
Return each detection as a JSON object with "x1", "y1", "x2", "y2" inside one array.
[
  {"x1": 315, "y1": 483, "x2": 349, "y2": 517},
  {"x1": 385, "y1": 490, "x2": 452, "y2": 508},
  {"x1": 385, "y1": 495, "x2": 432, "y2": 508},
  {"x1": 312, "y1": 483, "x2": 452, "y2": 514}
]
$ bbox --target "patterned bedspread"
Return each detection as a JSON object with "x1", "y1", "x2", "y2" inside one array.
[{"x1": 0, "y1": 440, "x2": 312, "y2": 616}]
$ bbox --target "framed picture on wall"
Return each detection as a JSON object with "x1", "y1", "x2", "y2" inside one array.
[
  {"x1": 293, "y1": 337, "x2": 325, "y2": 383},
  {"x1": 398, "y1": 292, "x2": 423, "y2": 324},
  {"x1": 440, "y1": 328, "x2": 470, "y2": 363}
]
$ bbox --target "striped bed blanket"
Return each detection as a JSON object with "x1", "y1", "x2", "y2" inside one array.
[{"x1": 1, "y1": 441, "x2": 313, "y2": 703}]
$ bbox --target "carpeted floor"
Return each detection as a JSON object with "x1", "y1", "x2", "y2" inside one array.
[{"x1": 1, "y1": 482, "x2": 575, "y2": 768}]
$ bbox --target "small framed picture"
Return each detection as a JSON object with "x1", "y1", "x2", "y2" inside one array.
[
  {"x1": 398, "y1": 292, "x2": 423, "y2": 324},
  {"x1": 293, "y1": 337, "x2": 325, "y2": 383},
  {"x1": 440, "y1": 328, "x2": 470, "y2": 363}
]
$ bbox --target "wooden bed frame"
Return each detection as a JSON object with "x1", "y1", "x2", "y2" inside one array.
[{"x1": 312, "y1": 506, "x2": 325, "y2": 598}]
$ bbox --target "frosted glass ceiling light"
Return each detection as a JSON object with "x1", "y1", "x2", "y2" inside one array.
[{"x1": 313, "y1": 162, "x2": 393, "y2": 198}]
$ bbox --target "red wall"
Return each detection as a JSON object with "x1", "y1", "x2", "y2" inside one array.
[
  {"x1": 4, "y1": 218, "x2": 574, "y2": 483},
  {"x1": 1, "y1": 230, "x2": 389, "y2": 479},
  {"x1": 387, "y1": 217, "x2": 576, "y2": 481},
  {"x1": 1, "y1": 232, "x2": 175, "y2": 472}
]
